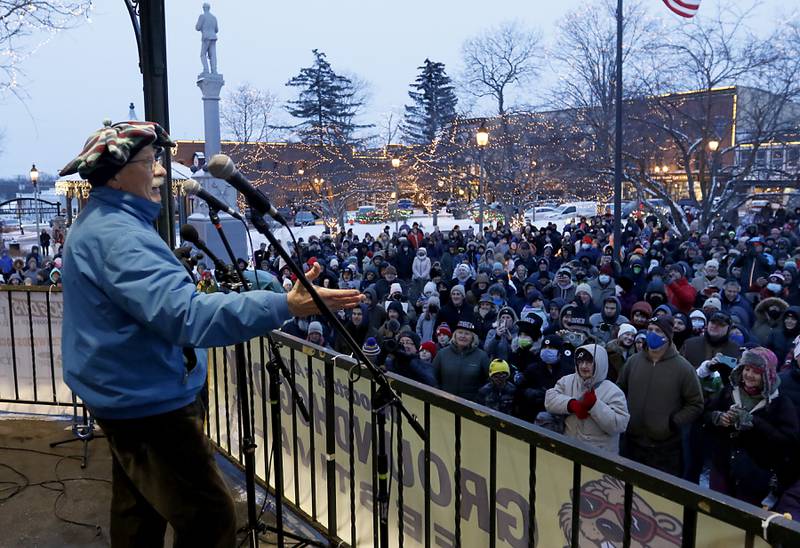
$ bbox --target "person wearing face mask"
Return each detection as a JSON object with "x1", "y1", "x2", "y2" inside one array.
[
  {"x1": 626, "y1": 256, "x2": 648, "y2": 298},
  {"x1": 545, "y1": 344, "x2": 629, "y2": 454},
  {"x1": 606, "y1": 323, "x2": 638, "y2": 382},
  {"x1": 514, "y1": 333, "x2": 573, "y2": 422},
  {"x1": 588, "y1": 269, "x2": 616, "y2": 309},
  {"x1": 706, "y1": 349, "x2": 799, "y2": 506},
  {"x1": 644, "y1": 279, "x2": 669, "y2": 311},
  {"x1": 485, "y1": 306, "x2": 519, "y2": 362},
  {"x1": 760, "y1": 272, "x2": 788, "y2": 300},
  {"x1": 411, "y1": 246, "x2": 431, "y2": 286},
  {"x1": 618, "y1": 316, "x2": 704, "y2": 476},
  {"x1": 753, "y1": 296, "x2": 789, "y2": 346},
  {"x1": 689, "y1": 309, "x2": 707, "y2": 335},
  {"x1": 769, "y1": 307, "x2": 800, "y2": 367}
]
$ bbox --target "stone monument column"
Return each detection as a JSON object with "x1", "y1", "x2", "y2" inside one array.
[{"x1": 188, "y1": 3, "x2": 247, "y2": 264}]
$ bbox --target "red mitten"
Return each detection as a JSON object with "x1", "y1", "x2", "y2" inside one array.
[
  {"x1": 568, "y1": 399, "x2": 589, "y2": 419},
  {"x1": 567, "y1": 399, "x2": 580, "y2": 414},
  {"x1": 581, "y1": 389, "x2": 597, "y2": 411}
]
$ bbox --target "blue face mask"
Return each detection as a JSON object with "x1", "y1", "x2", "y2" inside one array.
[
  {"x1": 493, "y1": 297, "x2": 504, "y2": 306},
  {"x1": 730, "y1": 333, "x2": 745, "y2": 346},
  {"x1": 540, "y1": 348, "x2": 559, "y2": 364},
  {"x1": 646, "y1": 331, "x2": 667, "y2": 350}
]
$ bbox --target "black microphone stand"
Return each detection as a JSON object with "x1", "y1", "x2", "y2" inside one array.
[
  {"x1": 206, "y1": 208, "x2": 320, "y2": 548},
  {"x1": 248, "y1": 212, "x2": 426, "y2": 548}
]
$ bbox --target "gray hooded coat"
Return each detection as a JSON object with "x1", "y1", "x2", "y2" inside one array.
[{"x1": 545, "y1": 344, "x2": 630, "y2": 454}]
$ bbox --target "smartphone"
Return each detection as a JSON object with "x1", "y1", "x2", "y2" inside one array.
[{"x1": 717, "y1": 355, "x2": 738, "y2": 369}]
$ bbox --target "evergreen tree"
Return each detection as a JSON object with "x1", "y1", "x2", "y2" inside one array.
[
  {"x1": 285, "y1": 49, "x2": 368, "y2": 145},
  {"x1": 402, "y1": 59, "x2": 458, "y2": 144}
]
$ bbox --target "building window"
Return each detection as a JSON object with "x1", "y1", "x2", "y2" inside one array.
[
  {"x1": 770, "y1": 148, "x2": 784, "y2": 171},
  {"x1": 786, "y1": 147, "x2": 799, "y2": 169},
  {"x1": 755, "y1": 149, "x2": 767, "y2": 169}
]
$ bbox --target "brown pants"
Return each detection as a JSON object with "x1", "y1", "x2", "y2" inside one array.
[{"x1": 96, "y1": 399, "x2": 237, "y2": 548}]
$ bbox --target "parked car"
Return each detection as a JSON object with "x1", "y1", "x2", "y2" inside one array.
[
  {"x1": 537, "y1": 201, "x2": 598, "y2": 220},
  {"x1": 293, "y1": 210, "x2": 316, "y2": 227}
]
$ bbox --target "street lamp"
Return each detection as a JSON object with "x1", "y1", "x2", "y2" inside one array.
[
  {"x1": 708, "y1": 140, "x2": 720, "y2": 202},
  {"x1": 476, "y1": 122, "x2": 489, "y2": 235},
  {"x1": 29, "y1": 164, "x2": 40, "y2": 244},
  {"x1": 391, "y1": 157, "x2": 400, "y2": 233}
]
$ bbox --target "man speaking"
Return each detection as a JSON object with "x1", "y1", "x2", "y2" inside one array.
[{"x1": 59, "y1": 120, "x2": 361, "y2": 547}]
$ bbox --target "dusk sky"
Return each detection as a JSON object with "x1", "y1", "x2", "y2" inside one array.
[{"x1": 0, "y1": 0, "x2": 790, "y2": 178}]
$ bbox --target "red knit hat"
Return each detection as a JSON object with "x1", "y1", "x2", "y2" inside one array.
[
  {"x1": 436, "y1": 323, "x2": 452, "y2": 337},
  {"x1": 420, "y1": 341, "x2": 437, "y2": 357}
]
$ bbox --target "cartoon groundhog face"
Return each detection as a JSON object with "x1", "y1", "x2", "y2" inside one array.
[{"x1": 559, "y1": 476, "x2": 682, "y2": 548}]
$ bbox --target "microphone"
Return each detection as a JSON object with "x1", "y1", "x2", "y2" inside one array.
[
  {"x1": 206, "y1": 154, "x2": 287, "y2": 225},
  {"x1": 181, "y1": 178, "x2": 244, "y2": 221},
  {"x1": 179, "y1": 224, "x2": 227, "y2": 271}
]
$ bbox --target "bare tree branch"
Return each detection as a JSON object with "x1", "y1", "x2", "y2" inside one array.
[
  {"x1": 460, "y1": 21, "x2": 543, "y2": 116},
  {"x1": 0, "y1": 1, "x2": 91, "y2": 93},
  {"x1": 220, "y1": 83, "x2": 276, "y2": 143}
]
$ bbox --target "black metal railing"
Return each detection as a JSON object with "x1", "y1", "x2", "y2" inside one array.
[
  {"x1": 207, "y1": 330, "x2": 800, "y2": 548},
  {"x1": 3, "y1": 286, "x2": 800, "y2": 547},
  {"x1": 0, "y1": 287, "x2": 73, "y2": 409}
]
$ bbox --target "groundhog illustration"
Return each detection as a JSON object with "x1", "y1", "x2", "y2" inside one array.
[{"x1": 558, "y1": 475, "x2": 682, "y2": 548}]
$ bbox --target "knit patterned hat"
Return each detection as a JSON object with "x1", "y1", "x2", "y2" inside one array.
[
  {"x1": 60, "y1": 119, "x2": 174, "y2": 185},
  {"x1": 362, "y1": 337, "x2": 381, "y2": 359}
]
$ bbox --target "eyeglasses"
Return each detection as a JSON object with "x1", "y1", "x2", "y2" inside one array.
[
  {"x1": 129, "y1": 146, "x2": 164, "y2": 166},
  {"x1": 579, "y1": 492, "x2": 681, "y2": 545}
]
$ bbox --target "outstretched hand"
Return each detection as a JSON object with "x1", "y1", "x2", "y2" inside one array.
[{"x1": 287, "y1": 262, "x2": 363, "y2": 318}]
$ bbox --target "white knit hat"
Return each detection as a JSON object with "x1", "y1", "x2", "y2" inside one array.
[{"x1": 618, "y1": 323, "x2": 637, "y2": 338}]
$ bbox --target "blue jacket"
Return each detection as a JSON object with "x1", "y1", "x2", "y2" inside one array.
[{"x1": 62, "y1": 187, "x2": 290, "y2": 419}]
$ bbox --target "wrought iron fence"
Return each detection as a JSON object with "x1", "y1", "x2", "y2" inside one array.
[
  {"x1": 2, "y1": 286, "x2": 800, "y2": 547},
  {"x1": 207, "y1": 330, "x2": 800, "y2": 548}
]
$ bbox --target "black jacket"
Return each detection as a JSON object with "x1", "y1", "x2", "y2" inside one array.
[
  {"x1": 514, "y1": 356, "x2": 574, "y2": 422},
  {"x1": 706, "y1": 386, "x2": 799, "y2": 499}
]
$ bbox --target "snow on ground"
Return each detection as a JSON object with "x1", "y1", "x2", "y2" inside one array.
[{"x1": 249, "y1": 211, "x2": 568, "y2": 252}]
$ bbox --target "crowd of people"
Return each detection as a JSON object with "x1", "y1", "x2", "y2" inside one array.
[
  {"x1": 254, "y1": 202, "x2": 800, "y2": 514},
  {"x1": 4, "y1": 201, "x2": 800, "y2": 514},
  {"x1": 0, "y1": 228, "x2": 63, "y2": 287}
]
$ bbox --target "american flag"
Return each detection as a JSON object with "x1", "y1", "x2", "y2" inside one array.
[{"x1": 662, "y1": 0, "x2": 702, "y2": 19}]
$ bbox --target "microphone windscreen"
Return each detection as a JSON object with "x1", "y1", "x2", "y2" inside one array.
[
  {"x1": 207, "y1": 154, "x2": 235, "y2": 179},
  {"x1": 181, "y1": 178, "x2": 202, "y2": 195},
  {"x1": 180, "y1": 223, "x2": 201, "y2": 245}
]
